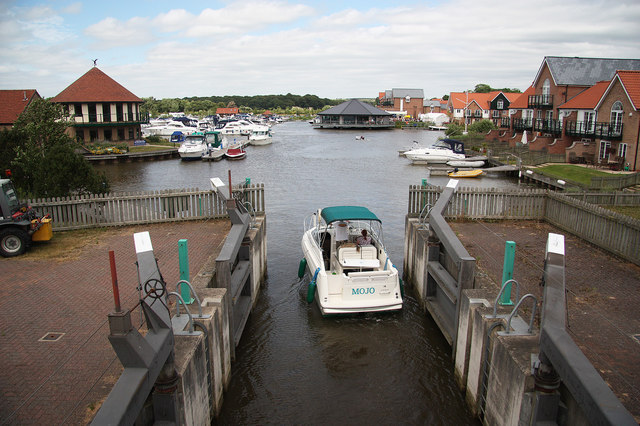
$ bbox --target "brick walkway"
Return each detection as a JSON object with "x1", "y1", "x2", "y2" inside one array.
[
  {"x1": 450, "y1": 220, "x2": 640, "y2": 421},
  {"x1": 0, "y1": 219, "x2": 229, "y2": 425}
]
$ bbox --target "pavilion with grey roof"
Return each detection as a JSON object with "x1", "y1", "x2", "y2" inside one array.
[{"x1": 312, "y1": 99, "x2": 393, "y2": 129}]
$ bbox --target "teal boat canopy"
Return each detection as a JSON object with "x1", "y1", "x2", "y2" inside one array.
[{"x1": 320, "y1": 206, "x2": 380, "y2": 224}]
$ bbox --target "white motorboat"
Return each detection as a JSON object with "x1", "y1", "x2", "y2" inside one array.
[
  {"x1": 404, "y1": 138, "x2": 466, "y2": 163},
  {"x1": 143, "y1": 120, "x2": 199, "y2": 138},
  {"x1": 248, "y1": 126, "x2": 272, "y2": 145},
  {"x1": 446, "y1": 160, "x2": 485, "y2": 168},
  {"x1": 216, "y1": 120, "x2": 257, "y2": 136},
  {"x1": 300, "y1": 206, "x2": 403, "y2": 315},
  {"x1": 178, "y1": 133, "x2": 207, "y2": 160}
]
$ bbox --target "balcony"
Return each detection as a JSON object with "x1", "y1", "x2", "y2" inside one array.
[
  {"x1": 65, "y1": 112, "x2": 150, "y2": 127},
  {"x1": 499, "y1": 117, "x2": 510, "y2": 128},
  {"x1": 528, "y1": 94, "x2": 554, "y2": 109},
  {"x1": 565, "y1": 121, "x2": 623, "y2": 140},
  {"x1": 512, "y1": 118, "x2": 533, "y2": 131},
  {"x1": 533, "y1": 118, "x2": 562, "y2": 134}
]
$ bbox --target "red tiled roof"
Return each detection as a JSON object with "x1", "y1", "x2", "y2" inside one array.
[
  {"x1": 50, "y1": 67, "x2": 141, "y2": 103},
  {"x1": 509, "y1": 86, "x2": 535, "y2": 109},
  {"x1": 0, "y1": 89, "x2": 40, "y2": 125},
  {"x1": 558, "y1": 81, "x2": 609, "y2": 109},
  {"x1": 217, "y1": 107, "x2": 239, "y2": 114},
  {"x1": 617, "y1": 70, "x2": 640, "y2": 110}
]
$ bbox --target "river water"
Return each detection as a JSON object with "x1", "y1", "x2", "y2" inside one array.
[{"x1": 95, "y1": 121, "x2": 521, "y2": 425}]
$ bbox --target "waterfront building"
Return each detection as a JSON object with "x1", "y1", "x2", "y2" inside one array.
[
  {"x1": 378, "y1": 88, "x2": 425, "y2": 119},
  {"x1": 312, "y1": 99, "x2": 393, "y2": 129},
  {"x1": 447, "y1": 91, "x2": 519, "y2": 127},
  {"x1": 0, "y1": 89, "x2": 41, "y2": 130},
  {"x1": 51, "y1": 67, "x2": 148, "y2": 145},
  {"x1": 492, "y1": 56, "x2": 640, "y2": 171}
]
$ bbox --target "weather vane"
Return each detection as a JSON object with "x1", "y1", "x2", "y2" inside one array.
[{"x1": 93, "y1": 58, "x2": 98, "y2": 67}]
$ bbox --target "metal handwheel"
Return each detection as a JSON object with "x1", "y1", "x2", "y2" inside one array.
[{"x1": 144, "y1": 278, "x2": 166, "y2": 299}]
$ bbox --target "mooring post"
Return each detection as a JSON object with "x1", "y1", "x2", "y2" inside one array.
[
  {"x1": 178, "y1": 239, "x2": 193, "y2": 304},
  {"x1": 499, "y1": 241, "x2": 516, "y2": 305}
]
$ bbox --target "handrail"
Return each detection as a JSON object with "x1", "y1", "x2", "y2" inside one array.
[
  {"x1": 167, "y1": 292, "x2": 195, "y2": 333},
  {"x1": 175, "y1": 280, "x2": 203, "y2": 317},
  {"x1": 503, "y1": 293, "x2": 537, "y2": 334},
  {"x1": 491, "y1": 279, "x2": 520, "y2": 317}
]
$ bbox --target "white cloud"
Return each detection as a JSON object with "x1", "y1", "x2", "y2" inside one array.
[
  {"x1": 84, "y1": 16, "x2": 154, "y2": 49},
  {"x1": 62, "y1": 2, "x2": 83, "y2": 15}
]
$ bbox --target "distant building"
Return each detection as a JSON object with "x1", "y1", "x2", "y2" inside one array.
[
  {"x1": 448, "y1": 91, "x2": 520, "y2": 127},
  {"x1": 313, "y1": 99, "x2": 393, "y2": 129},
  {"x1": 51, "y1": 67, "x2": 147, "y2": 144},
  {"x1": 0, "y1": 89, "x2": 41, "y2": 130},
  {"x1": 378, "y1": 88, "x2": 425, "y2": 119},
  {"x1": 216, "y1": 107, "x2": 239, "y2": 116}
]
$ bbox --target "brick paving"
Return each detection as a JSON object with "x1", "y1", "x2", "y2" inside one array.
[
  {"x1": 0, "y1": 219, "x2": 229, "y2": 425},
  {"x1": 1, "y1": 218, "x2": 638, "y2": 424},
  {"x1": 450, "y1": 220, "x2": 640, "y2": 421}
]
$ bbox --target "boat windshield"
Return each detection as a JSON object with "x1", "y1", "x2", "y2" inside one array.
[{"x1": 432, "y1": 140, "x2": 452, "y2": 149}]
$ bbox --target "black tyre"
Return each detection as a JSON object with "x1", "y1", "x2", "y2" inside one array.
[{"x1": 0, "y1": 227, "x2": 29, "y2": 257}]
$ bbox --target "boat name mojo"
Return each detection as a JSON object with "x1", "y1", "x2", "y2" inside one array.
[{"x1": 352, "y1": 287, "x2": 375, "y2": 295}]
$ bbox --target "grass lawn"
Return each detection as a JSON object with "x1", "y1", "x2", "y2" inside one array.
[
  {"x1": 129, "y1": 143, "x2": 177, "y2": 153},
  {"x1": 604, "y1": 205, "x2": 640, "y2": 220},
  {"x1": 533, "y1": 164, "x2": 613, "y2": 186}
]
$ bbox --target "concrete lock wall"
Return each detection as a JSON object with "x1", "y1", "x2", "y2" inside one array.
[
  {"x1": 405, "y1": 219, "x2": 544, "y2": 425},
  {"x1": 166, "y1": 215, "x2": 267, "y2": 423}
]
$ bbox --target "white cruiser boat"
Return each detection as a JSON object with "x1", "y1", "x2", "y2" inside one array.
[
  {"x1": 216, "y1": 120, "x2": 256, "y2": 136},
  {"x1": 404, "y1": 138, "x2": 466, "y2": 163},
  {"x1": 143, "y1": 120, "x2": 199, "y2": 138},
  {"x1": 300, "y1": 206, "x2": 403, "y2": 315},
  {"x1": 178, "y1": 133, "x2": 207, "y2": 160},
  {"x1": 248, "y1": 126, "x2": 272, "y2": 145}
]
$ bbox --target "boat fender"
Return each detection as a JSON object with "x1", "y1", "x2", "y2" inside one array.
[
  {"x1": 307, "y1": 267, "x2": 320, "y2": 303},
  {"x1": 297, "y1": 258, "x2": 307, "y2": 279}
]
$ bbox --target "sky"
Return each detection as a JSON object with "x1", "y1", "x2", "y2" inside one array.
[{"x1": 1, "y1": 0, "x2": 640, "y2": 100}]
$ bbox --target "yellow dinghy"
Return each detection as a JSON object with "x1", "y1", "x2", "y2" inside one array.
[{"x1": 447, "y1": 169, "x2": 483, "y2": 178}]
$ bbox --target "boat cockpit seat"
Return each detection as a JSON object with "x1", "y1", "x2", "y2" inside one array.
[{"x1": 339, "y1": 246, "x2": 377, "y2": 262}]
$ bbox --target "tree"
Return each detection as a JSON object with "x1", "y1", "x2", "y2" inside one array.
[
  {"x1": 8, "y1": 97, "x2": 109, "y2": 198},
  {"x1": 474, "y1": 84, "x2": 492, "y2": 93}
]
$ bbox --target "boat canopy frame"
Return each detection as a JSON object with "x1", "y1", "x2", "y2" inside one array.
[{"x1": 305, "y1": 206, "x2": 387, "y2": 252}]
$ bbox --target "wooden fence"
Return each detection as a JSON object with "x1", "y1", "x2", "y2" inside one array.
[
  {"x1": 589, "y1": 172, "x2": 640, "y2": 191},
  {"x1": 28, "y1": 184, "x2": 265, "y2": 231},
  {"x1": 408, "y1": 185, "x2": 640, "y2": 265}
]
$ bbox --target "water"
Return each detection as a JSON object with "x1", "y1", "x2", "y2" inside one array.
[{"x1": 96, "y1": 122, "x2": 519, "y2": 425}]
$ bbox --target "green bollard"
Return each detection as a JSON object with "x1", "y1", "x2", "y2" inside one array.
[
  {"x1": 178, "y1": 239, "x2": 194, "y2": 305},
  {"x1": 499, "y1": 241, "x2": 516, "y2": 305}
]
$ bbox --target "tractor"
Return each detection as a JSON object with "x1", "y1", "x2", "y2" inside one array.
[{"x1": 0, "y1": 178, "x2": 52, "y2": 257}]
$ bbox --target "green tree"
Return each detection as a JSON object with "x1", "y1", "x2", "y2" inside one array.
[
  {"x1": 468, "y1": 119, "x2": 495, "y2": 133},
  {"x1": 8, "y1": 97, "x2": 109, "y2": 198}
]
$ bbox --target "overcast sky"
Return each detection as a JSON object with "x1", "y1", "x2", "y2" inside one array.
[{"x1": 1, "y1": 0, "x2": 640, "y2": 100}]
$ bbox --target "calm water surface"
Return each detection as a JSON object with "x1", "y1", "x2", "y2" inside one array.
[{"x1": 96, "y1": 122, "x2": 521, "y2": 425}]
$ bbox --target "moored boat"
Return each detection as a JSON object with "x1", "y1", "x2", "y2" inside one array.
[
  {"x1": 448, "y1": 169, "x2": 483, "y2": 178},
  {"x1": 446, "y1": 160, "x2": 485, "y2": 168},
  {"x1": 404, "y1": 138, "x2": 466, "y2": 163},
  {"x1": 178, "y1": 133, "x2": 207, "y2": 161},
  {"x1": 202, "y1": 130, "x2": 226, "y2": 161},
  {"x1": 248, "y1": 126, "x2": 273, "y2": 145},
  {"x1": 300, "y1": 206, "x2": 403, "y2": 315},
  {"x1": 225, "y1": 147, "x2": 246, "y2": 160}
]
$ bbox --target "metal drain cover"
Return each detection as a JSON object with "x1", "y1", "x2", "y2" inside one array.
[{"x1": 39, "y1": 332, "x2": 64, "y2": 342}]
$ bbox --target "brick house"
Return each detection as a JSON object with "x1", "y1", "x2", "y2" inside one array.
[
  {"x1": 448, "y1": 91, "x2": 519, "y2": 127},
  {"x1": 51, "y1": 67, "x2": 148, "y2": 144},
  {"x1": 0, "y1": 89, "x2": 41, "y2": 130},
  {"x1": 378, "y1": 88, "x2": 424, "y2": 119},
  {"x1": 496, "y1": 56, "x2": 640, "y2": 165}
]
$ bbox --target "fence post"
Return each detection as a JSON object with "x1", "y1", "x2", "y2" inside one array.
[
  {"x1": 178, "y1": 239, "x2": 194, "y2": 304},
  {"x1": 499, "y1": 241, "x2": 516, "y2": 305}
]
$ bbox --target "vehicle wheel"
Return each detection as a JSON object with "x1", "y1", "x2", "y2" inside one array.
[{"x1": 0, "y1": 228, "x2": 29, "y2": 257}]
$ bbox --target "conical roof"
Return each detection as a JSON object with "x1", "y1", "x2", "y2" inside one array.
[
  {"x1": 319, "y1": 99, "x2": 391, "y2": 116},
  {"x1": 51, "y1": 67, "x2": 141, "y2": 103}
]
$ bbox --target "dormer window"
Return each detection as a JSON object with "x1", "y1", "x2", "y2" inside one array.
[{"x1": 497, "y1": 100, "x2": 504, "y2": 109}]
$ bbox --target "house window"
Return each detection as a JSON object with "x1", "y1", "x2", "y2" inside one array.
[
  {"x1": 90, "y1": 129, "x2": 98, "y2": 141},
  {"x1": 117, "y1": 128, "x2": 125, "y2": 140},
  {"x1": 104, "y1": 129, "x2": 112, "y2": 141},
  {"x1": 74, "y1": 103, "x2": 82, "y2": 117},
  {"x1": 75, "y1": 128, "x2": 84, "y2": 142},
  {"x1": 610, "y1": 101, "x2": 623, "y2": 134},
  {"x1": 129, "y1": 128, "x2": 134, "y2": 140},
  {"x1": 492, "y1": 110, "x2": 499, "y2": 118},
  {"x1": 128, "y1": 104, "x2": 134, "y2": 121},
  {"x1": 599, "y1": 140, "x2": 611, "y2": 160},
  {"x1": 497, "y1": 100, "x2": 504, "y2": 109},
  {"x1": 584, "y1": 111, "x2": 595, "y2": 133},
  {"x1": 618, "y1": 143, "x2": 627, "y2": 159},
  {"x1": 88, "y1": 103, "x2": 97, "y2": 122}
]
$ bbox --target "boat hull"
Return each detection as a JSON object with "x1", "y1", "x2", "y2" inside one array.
[
  {"x1": 448, "y1": 169, "x2": 483, "y2": 178},
  {"x1": 301, "y1": 228, "x2": 402, "y2": 316}
]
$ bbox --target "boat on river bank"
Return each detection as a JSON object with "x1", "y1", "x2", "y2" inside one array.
[
  {"x1": 404, "y1": 138, "x2": 466, "y2": 163},
  {"x1": 300, "y1": 206, "x2": 403, "y2": 315}
]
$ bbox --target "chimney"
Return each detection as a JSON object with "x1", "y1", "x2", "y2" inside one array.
[{"x1": 23, "y1": 91, "x2": 27, "y2": 101}]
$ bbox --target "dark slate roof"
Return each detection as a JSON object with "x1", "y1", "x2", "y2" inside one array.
[
  {"x1": 319, "y1": 99, "x2": 391, "y2": 116},
  {"x1": 51, "y1": 67, "x2": 141, "y2": 103},
  {"x1": 392, "y1": 88, "x2": 424, "y2": 99},
  {"x1": 537, "y1": 57, "x2": 640, "y2": 87}
]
